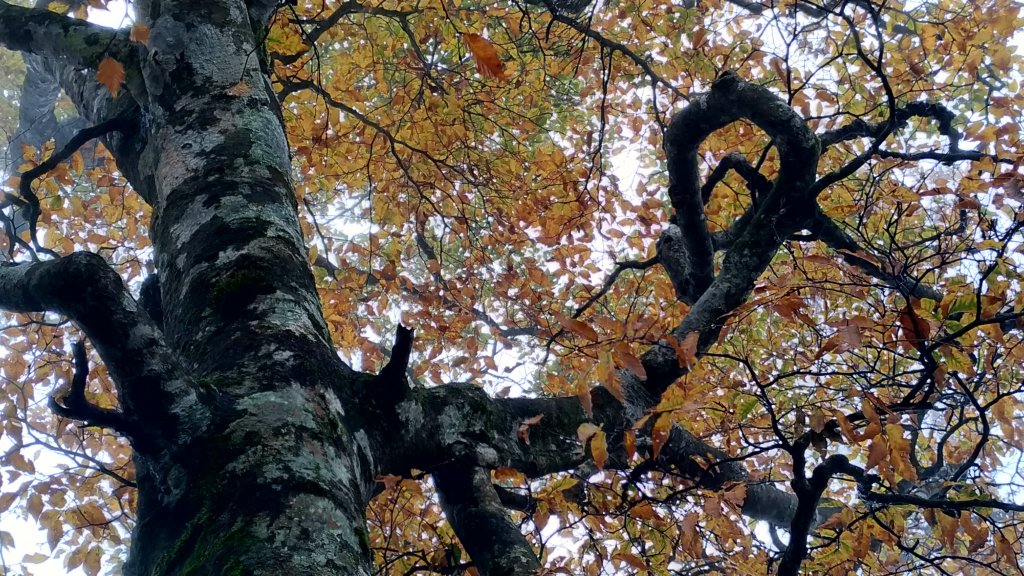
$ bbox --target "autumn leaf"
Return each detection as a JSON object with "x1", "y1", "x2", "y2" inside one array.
[
  {"x1": 225, "y1": 81, "x2": 251, "y2": 97},
  {"x1": 666, "y1": 331, "x2": 699, "y2": 368},
  {"x1": 623, "y1": 429, "x2": 636, "y2": 460},
  {"x1": 612, "y1": 341, "x2": 646, "y2": 379},
  {"x1": 651, "y1": 413, "x2": 672, "y2": 459},
  {"x1": 96, "y1": 56, "x2": 126, "y2": 97},
  {"x1": 612, "y1": 552, "x2": 646, "y2": 571},
  {"x1": 898, "y1": 301, "x2": 930, "y2": 344},
  {"x1": 590, "y1": 429, "x2": 608, "y2": 469},
  {"x1": 865, "y1": 435, "x2": 888, "y2": 471},
  {"x1": 576, "y1": 422, "x2": 600, "y2": 445},
  {"x1": 517, "y1": 414, "x2": 544, "y2": 444},
  {"x1": 995, "y1": 531, "x2": 1017, "y2": 565},
  {"x1": 553, "y1": 313, "x2": 599, "y2": 342},
  {"x1": 83, "y1": 546, "x2": 102, "y2": 576},
  {"x1": 691, "y1": 27, "x2": 707, "y2": 48},
  {"x1": 463, "y1": 33, "x2": 506, "y2": 81},
  {"x1": 130, "y1": 23, "x2": 150, "y2": 45}
]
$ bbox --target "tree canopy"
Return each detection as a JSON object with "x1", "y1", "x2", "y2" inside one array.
[{"x1": 0, "y1": 0, "x2": 1023, "y2": 573}]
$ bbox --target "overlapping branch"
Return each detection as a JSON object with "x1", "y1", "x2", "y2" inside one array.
[{"x1": 434, "y1": 465, "x2": 542, "y2": 575}]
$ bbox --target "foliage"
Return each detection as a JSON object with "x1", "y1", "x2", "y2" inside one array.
[{"x1": 0, "y1": 0, "x2": 1023, "y2": 573}]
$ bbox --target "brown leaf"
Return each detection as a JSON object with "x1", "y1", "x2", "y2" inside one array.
[
  {"x1": 96, "y1": 57, "x2": 126, "y2": 97},
  {"x1": 691, "y1": 28, "x2": 707, "y2": 48},
  {"x1": 810, "y1": 409, "x2": 826, "y2": 433},
  {"x1": 83, "y1": 545, "x2": 102, "y2": 576},
  {"x1": 612, "y1": 552, "x2": 647, "y2": 571},
  {"x1": 898, "y1": 303, "x2": 930, "y2": 344},
  {"x1": 995, "y1": 531, "x2": 1017, "y2": 564}
]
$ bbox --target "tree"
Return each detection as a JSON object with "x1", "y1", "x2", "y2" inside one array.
[{"x1": 0, "y1": 0, "x2": 1022, "y2": 573}]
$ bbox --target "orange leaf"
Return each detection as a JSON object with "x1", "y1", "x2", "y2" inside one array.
[
  {"x1": 96, "y1": 57, "x2": 125, "y2": 97},
  {"x1": 865, "y1": 435, "x2": 888, "y2": 471},
  {"x1": 575, "y1": 377, "x2": 593, "y2": 416},
  {"x1": 612, "y1": 342, "x2": 646, "y2": 379},
  {"x1": 553, "y1": 313, "x2": 598, "y2": 342},
  {"x1": 129, "y1": 23, "x2": 150, "y2": 45},
  {"x1": 623, "y1": 429, "x2": 636, "y2": 460},
  {"x1": 667, "y1": 331, "x2": 699, "y2": 368},
  {"x1": 464, "y1": 33, "x2": 506, "y2": 81},
  {"x1": 652, "y1": 413, "x2": 672, "y2": 459}
]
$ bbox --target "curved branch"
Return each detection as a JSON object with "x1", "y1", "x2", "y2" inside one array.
[
  {"x1": 0, "y1": 252, "x2": 209, "y2": 453},
  {"x1": 49, "y1": 340, "x2": 136, "y2": 434},
  {"x1": 16, "y1": 115, "x2": 133, "y2": 259}
]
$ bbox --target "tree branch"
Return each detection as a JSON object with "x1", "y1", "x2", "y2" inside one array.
[
  {"x1": 372, "y1": 324, "x2": 414, "y2": 404},
  {"x1": 15, "y1": 115, "x2": 133, "y2": 259},
  {"x1": 49, "y1": 340, "x2": 136, "y2": 434},
  {"x1": 0, "y1": 252, "x2": 209, "y2": 452},
  {"x1": 434, "y1": 465, "x2": 542, "y2": 576},
  {"x1": 0, "y1": 2, "x2": 135, "y2": 73}
]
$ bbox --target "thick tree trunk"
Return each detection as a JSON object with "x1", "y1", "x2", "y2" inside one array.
[{"x1": 123, "y1": 2, "x2": 380, "y2": 572}]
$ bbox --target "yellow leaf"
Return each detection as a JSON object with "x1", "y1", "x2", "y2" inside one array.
[
  {"x1": 576, "y1": 422, "x2": 600, "y2": 445},
  {"x1": 590, "y1": 429, "x2": 607, "y2": 469},
  {"x1": 96, "y1": 57, "x2": 125, "y2": 97},
  {"x1": 22, "y1": 553, "x2": 47, "y2": 564}
]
